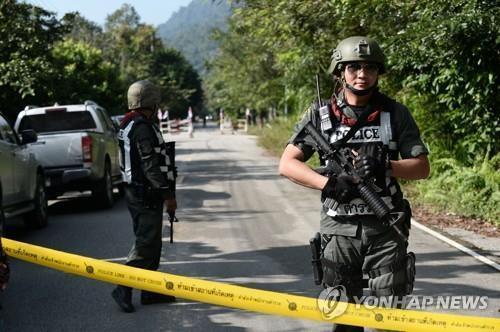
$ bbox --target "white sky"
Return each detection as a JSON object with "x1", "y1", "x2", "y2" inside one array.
[{"x1": 22, "y1": 0, "x2": 193, "y2": 27}]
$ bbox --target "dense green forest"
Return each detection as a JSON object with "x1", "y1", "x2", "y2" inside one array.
[
  {"x1": 0, "y1": 1, "x2": 203, "y2": 119},
  {"x1": 157, "y1": 0, "x2": 232, "y2": 75},
  {"x1": 204, "y1": 0, "x2": 499, "y2": 224}
]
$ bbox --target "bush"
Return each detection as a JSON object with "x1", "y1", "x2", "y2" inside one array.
[{"x1": 415, "y1": 151, "x2": 499, "y2": 226}]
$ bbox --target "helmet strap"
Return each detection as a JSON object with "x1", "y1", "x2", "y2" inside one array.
[
  {"x1": 343, "y1": 74, "x2": 379, "y2": 96},
  {"x1": 345, "y1": 83, "x2": 377, "y2": 96}
]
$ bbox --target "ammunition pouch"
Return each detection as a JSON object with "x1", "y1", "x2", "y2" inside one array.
[
  {"x1": 128, "y1": 184, "x2": 163, "y2": 209},
  {"x1": 144, "y1": 187, "x2": 164, "y2": 209}
]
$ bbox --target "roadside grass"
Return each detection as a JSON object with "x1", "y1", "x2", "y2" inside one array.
[
  {"x1": 248, "y1": 118, "x2": 499, "y2": 227},
  {"x1": 413, "y1": 152, "x2": 499, "y2": 227},
  {"x1": 248, "y1": 116, "x2": 320, "y2": 168}
]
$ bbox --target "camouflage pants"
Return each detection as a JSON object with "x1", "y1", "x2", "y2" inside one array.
[{"x1": 322, "y1": 229, "x2": 408, "y2": 332}]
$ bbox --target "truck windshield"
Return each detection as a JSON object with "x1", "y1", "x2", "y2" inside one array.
[{"x1": 18, "y1": 111, "x2": 96, "y2": 133}]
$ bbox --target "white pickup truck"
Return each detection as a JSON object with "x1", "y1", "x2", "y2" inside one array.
[
  {"x1": 14, "y1": 101, "x2": 121, "y2": 208},
  {"x1": 0, "y1": 111, "x2": 48, "y2": 229}
]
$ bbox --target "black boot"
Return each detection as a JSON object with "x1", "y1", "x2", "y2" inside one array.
[
  {"x1": 111, "y1": 286, "x2": 135, "y2": 313},
  {"x1": 140, "y1": 290, "x2": 176, "y2": 305}
]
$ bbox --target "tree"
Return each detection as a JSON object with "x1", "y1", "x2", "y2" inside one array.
[
  {"x1": 60, "y1": 12, "x2": 105, "y2": 49},
  {"x1": 0, "y1": 0, "x2": 65, "y2": 119},
  {"x1": 205, "y1": 13, "x2": 283, "y2": 119},
  {"x1": 50, "y1": 38, "x2": 124, "y2": 114},
  {"x1": 103, "y1": 4, "x2": 147, "y2": 84},
  {"x1": 388, "y1": 0, "x2": 499, "y2": 160},
  {"x1": 151, "y1": 48, "x2": 203, "y2": 119}
]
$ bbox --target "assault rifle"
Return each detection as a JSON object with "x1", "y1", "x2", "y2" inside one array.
[
  {"x1": 306, "y1": 75, "x2": 407, "y2": 242},
  {"x1": 307, "y1": 76, "x2": 407, "y2": 286},
  {"x1": 165, "y1": 141, "x2": 179, "y2": 243}
]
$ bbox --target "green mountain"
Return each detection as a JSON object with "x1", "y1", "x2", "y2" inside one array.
[{"x1": 156, "y1": 0, "x2": 232, "y2": 76}]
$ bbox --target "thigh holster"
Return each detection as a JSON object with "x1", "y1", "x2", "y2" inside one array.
[{"x1": 321, "y1": 259, "x2": 364, "y2": 291}]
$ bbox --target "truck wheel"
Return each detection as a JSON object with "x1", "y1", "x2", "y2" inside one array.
[
  {"x1": 93, "y1": 165, "x2": 114, "y2": 208},
  {"x1": 25, "y1": 173, "x2": 48, "y2": 229}
]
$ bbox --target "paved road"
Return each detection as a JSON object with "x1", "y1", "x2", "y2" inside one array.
[{"x1": 1, "y1": 123, "x2": 498, "y2": 331}]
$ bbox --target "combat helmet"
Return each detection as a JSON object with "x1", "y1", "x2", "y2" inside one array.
[
  {"x1": 328, "y1": 36, "x2": 385, "y2": 75},
  {"x1": 127, "y1": 80, "x2": 160, "y2": 110}
]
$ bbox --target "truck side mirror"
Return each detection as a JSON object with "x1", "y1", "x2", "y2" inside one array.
[{"x1": 20, "y1": 129, "x2": 37, "y2": 144}]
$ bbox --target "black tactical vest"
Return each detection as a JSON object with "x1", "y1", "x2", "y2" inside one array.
[{"x1": 118, "y1": 117, "x2": 174, "y2": 186}]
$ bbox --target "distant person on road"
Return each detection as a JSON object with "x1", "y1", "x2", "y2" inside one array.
[
  {"x1": 112, "y1": 80, "x2": 177, "y2": 313},
  {"x1": 245, "y1": 108, "x2": 252, "y2": 132},
  {"x1": 187, "y1": 106, "x2": 194, "y2": 138},
  {"x1": 279, "y1": 36, "x2": 430, "y2": 331}
]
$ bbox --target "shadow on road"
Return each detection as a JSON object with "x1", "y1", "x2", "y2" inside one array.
[
  {"x1": 177, "y1": 188, "x2": 231, "y2": 209},
  {"x1": 178, "y1": 158, "x2": 280, "y2": 186},
  {"x1": 176, "y1": 148, "x2": 232, "y2": 156}
]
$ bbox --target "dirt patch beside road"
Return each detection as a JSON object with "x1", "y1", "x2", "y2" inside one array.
[
  {"x1": 412, "y1": 203, "x2": 500, "y2": 262},
  {"x1": 413, "y1": 203, "x2": 499, "y2": 238}
]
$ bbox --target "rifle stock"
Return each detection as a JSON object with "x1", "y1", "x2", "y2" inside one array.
[{"x1": 165, "y1": 141, "x2": 178, "y2": 243}]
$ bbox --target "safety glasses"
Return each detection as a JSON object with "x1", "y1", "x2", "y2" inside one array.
[{"x1": 345, "y1": 63, "x2": 379, "y2": 75}]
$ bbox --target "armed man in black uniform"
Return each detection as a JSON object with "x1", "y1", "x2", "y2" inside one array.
[
  {"x1": 279, "y1": 36, "x2": 430, "y2": 331},
  {"x1": 112, "y1": 80, "x2": 177, "y2": 313}
]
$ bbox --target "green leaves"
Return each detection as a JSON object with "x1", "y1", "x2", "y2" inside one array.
[
  {"x1": 0, "y1": 2, "x2": 203, "y2": 119},
  {"x1": 0, "y1": 0, "x2": 65, "y2": 119},
  {"x1": 50, "y1": 38, "x2": 123, "y2": 112}
]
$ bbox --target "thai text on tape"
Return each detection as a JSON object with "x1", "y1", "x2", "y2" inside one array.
[{"x1": 3, "y1": 238, "x2": 499, "y2": 332}]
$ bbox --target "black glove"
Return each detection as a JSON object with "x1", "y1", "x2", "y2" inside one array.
[
  {"x1": 321, "y1": 173, "x2": 358, "y2": 203},
  {"x1": 354, "y1": 145, "x2": 385, "y2": 179}
]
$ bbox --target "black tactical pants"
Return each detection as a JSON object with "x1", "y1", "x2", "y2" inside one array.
[
  {"x1": 124, "y1": 186, "x2": 164, "y2": 271},
  {"x1": 322, "y1": 229, "x2": 408, "y2": 332}
]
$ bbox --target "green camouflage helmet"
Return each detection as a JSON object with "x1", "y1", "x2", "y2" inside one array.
[
  {"x1": 328, "y1": 36, "x2": 385, "y2": 75},
  {"x1": 127, "y1": 80, "x2": 160, "y2": 110}
]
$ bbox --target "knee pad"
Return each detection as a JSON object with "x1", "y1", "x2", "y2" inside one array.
[{"x1": 368, "y1": 252, "x2": 416, "y2": 296}]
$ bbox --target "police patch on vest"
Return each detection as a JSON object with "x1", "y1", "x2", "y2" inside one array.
[
  {"x1": 330, "y1": 125, "x2": 382, "y2": 144},
  {"x1": 326, "y1": 197, "x2": 393, "y2": 216}
]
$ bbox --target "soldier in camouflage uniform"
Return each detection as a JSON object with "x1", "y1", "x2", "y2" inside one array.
[{"x1": 279, "y1": 36, "x2": 430, "y2": 332}]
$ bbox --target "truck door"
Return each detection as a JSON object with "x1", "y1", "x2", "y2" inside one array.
[
  {"x1": 0, "y1": 115, "x2": 17, "y2": 205},
  {"x1": 97, "y1": 108, "x2": 120, "y2": 177}
]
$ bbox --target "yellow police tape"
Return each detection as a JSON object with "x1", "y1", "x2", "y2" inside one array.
[{"x1": 3, "y1": 238, "x2": 499, "y2": 332}]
